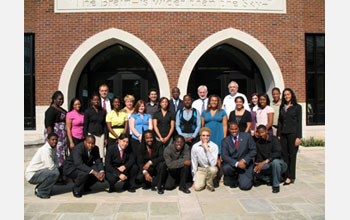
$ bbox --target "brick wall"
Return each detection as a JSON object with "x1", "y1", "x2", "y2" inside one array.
[{"x1": 24, "y1": 0, "x2": 325, "y2": 105}]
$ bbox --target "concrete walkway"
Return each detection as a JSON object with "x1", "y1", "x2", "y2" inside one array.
[{"x1": 24, "y1": 146, "x2": 325, "y2": 220}]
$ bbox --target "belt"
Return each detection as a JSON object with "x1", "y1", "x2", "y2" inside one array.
[{"x1": 111, "y1": 125, "x2": 125, "y2": 129}]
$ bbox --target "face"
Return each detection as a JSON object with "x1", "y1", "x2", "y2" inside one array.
[
  {"x1": 228, "y1": 82, "x2": 239, "y2": 96},
  {"x1": 138, "y1": 104, "x2": 145, "y2": 113},
  {"x1": 91, "y1": 96, "x2": 100, "y2": 106},
  {"x1": 73, "y1": 100, "x2": 81, "y2": 112},
  {"x1": 284, "y1": 90, "x2": 292, "y2": 103},
  {"x1": 118, "y1": 137, "x2": 129, "y2": 150},
  {"x1": 172, "y1": 88, "x2": 180, "y2": 100},
  {"x1": 198, "y1": 87, "x2": 208, "y2": 99},
  {"x1": 183, "y1": 96, "x2": 192, "y2": 108},
  {"x1": 160, "y1": 99, "x2": 168, "y2": 110},
  {"x1": 228, "y1": 124, "x2": 239, "y2": 137},
  {"x1": 84, "y1": 137, "x2": 95, "y2": 151},
  {"x1": 112, "y1": 98, "x2": 121, "y2": 110},
  {"x1": 259, "y1": 96, "x2": 267, "y2": 107},
  {"x1": 209, "y1": 96, "x2": 218, "y2": 109},
  {"x1": 235, "y1": 98, "x2": 243, "y2": 110},
  {"x1": 144, "y1": 133, "x2": 154, "y2": 147},
  {"x1": 47, "y1": 136, "x2": 58, "y2": 148},
  {"x1": 149, "y1": 91, "x2": 158, "y2": 102},
  {"x1": 99, "y1": 86, "x2": 109, "y2": 99},
  {"x1": 272, "y1": 90, "x2": 281, "y2": 102},
  {"x1": 252, "y1": 95, "x2": 259, "y2": 105},
  {"x1": 257, "y1": 128, "x2": 267, "y2": 140},
  {"x1": 174, "y1": 138, "x2": 185, "y2": 151},
  {"x1": 200, "y1": 131, "x2": 210, "y2": 143},
  {"x1": 125, "y1": 100, "x2": 134, "y2": 109},
  {"x1": 55, "y1": 95, "x2": 64, "y2": 106}
]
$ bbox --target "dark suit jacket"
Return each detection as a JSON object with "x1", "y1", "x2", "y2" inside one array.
[
  {"x1": 105, "y1": 143, "x2": 135, "y2": 177},
  {"x1": 168, "y1": 98, "x2": 184, "y2": 115},
  {"x1": 137, "y1": 141, "x2": 164, "y2": 169},
  {"x1": 63, "y1": 142, "x2": 104, "y2": 176},
  {"x1": 277, "y1": 104, "x2": 302, "y2": 138},
  {"x1": 221, "y1": 132, "x2": 257, "y2": 168}
]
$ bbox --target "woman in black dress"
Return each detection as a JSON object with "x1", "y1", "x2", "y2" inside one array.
[
  {"x1": 277, "y1": 88, "x2": 302, "y2": 185},
  {"x1": 228, "y1": 96, "x2": 252, "y2": 133},
  {"x1": 44, "y1": 91, "x2": 68, "y2": 167}
]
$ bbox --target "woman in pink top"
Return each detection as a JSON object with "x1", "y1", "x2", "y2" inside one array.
[
  {"x1": 255, "y1": 94, "x2": 274, "y2": 136},
  {"x1": 66, "y1": 98, "x2": 84, "y2": 151}
]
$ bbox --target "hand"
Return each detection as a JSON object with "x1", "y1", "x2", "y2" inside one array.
[
  {"x1": 163, "y1": 137, "x2": 169, "y2": 144},
  {"x1": 117, "y1": 165, "x2": 126, "y2": 172},
  {"x1": 184, "y1": 137, "x2": 190, "y2": 142},
  {"x1": 96, "y1": 172, "x2": 105, "y2": 181},
  {"x1": 188, "y1": 137, "x2": 194, "y2": 142},
  {"x1": 217, "y1": 158, "x2": 222, "y2": 169},
  {"x1": 119, "y1": 174, "x2": 127, "y2": 181},
  {"x1": 184, "y1": 160, "x2": 191, "y2": 166},
  {"x1": 254, "y1": 132, "x2": 259, "y2": 138},
  {"x1": 295, "y1": 138, "x2": 301, "y2": 147},
  {"x1": 143, "y1": 162, "x2": 151, "y2": 170},
  {"x1": 138, "y1": 135, "x2": 142, "y2": 143},
  {"x1": 237, "y1": 160, "x2": 246, "y2": 169},
  {"x1": 278, "y1": 136, "x2": 280, "y2": 140},
  {"x1": 254, "y1": 162, "x2": 265, "y2": 174},
  {"x1": 202, "y1": 142, "x2": 210, "y2": 152},
  {"x1": 144, "y1": 172, "x2": 153, "y2": 182},
  {"x1": 104, "y1": 139, "x2": 108, "y2": 147},
  {"x1": 69, "y1": 142, "x2": 75, "y2": 150}
]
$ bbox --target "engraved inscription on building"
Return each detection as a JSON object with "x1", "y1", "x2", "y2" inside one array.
[{"x1": 55, "y1": 0, "x2": 286, "y2": 13}]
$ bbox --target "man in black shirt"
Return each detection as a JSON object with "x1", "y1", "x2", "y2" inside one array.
[{"x1": 254, "y1": 125, "x2": 287, "y2": 193}]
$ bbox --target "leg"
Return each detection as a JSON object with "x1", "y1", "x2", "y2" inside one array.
[
  {"x1": 67, "y1": 170, "x2": 90, "y2": 194},
  {"x1": 287, "y1": 134, "x2": 298, "y2": 180},
  {"x1": 124, "y1": 164, "x2": 138, "y2": 190},
  {"x1": 193, "y1": 167, "x2": 207, "y2": 191},
  {"x1": 155, "y1": 162, "x2": 167, "y2": 190},
  {"x1": 222, "y1": 163, "x2": 237, "y2": 187},
  {"x1": 206, "y1": 166, "x2": 218, "y2": 189},
  {"x1": 270, "y1": 159, "x2": 288, "y2": 187},
  {"x1": 255, "y1": 163, "x2": 272, "y2": 184},
  {"x1": 106, "y1": 171, "x2": 120, "y2": 192},
  {"x1": 280, "y1": 135, "x2": 289, "y2": 180},
  {"x1": 164, "y1": 168, "x2": 179, "y2": 190},
  {"x1": 238, "y1": 164, "x2": 254, "y2": 190},
  {"x1": 179, "y1": 165, "x2": 190, "y2": 189},
  {"x1": 29, "y1": 168, "x2": 60, "y2": 197}
]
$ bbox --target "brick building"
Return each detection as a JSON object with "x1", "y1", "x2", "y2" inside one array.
[{"x1": 24, "y1": 0, "x2": 325, "y2": 144}]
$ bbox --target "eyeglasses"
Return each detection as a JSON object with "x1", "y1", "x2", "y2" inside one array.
[{"x1": 201, "y1": 135, "x2": 210, "y2": 137}]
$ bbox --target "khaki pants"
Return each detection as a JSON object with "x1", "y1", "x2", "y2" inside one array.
[
  {"x1": 193, "y1": 166, "x2": 218, "y2": 191},
  {"x1": 89, "y1": 133, "x2": 105, "y2": 161},
  {"x1": 272, "y1": 126, "x2": 278, "y2": 136}
]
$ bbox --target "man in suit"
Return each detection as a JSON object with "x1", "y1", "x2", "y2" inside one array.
[
  {"x1": 99, "y1": 84, "x2": 112, "y2": 113},
  {"x1": 63, "y1": 135, "x2": 105, "y2": 198},
  {"x1": 105, "y1": 133, "x2": 138, "y2": 193},
  {"x1": 169, "y1": 87, "x2": 184, "y2": 115},
  {"x1": 221, "y1": 122, "x2": 256, "y2": 190}
]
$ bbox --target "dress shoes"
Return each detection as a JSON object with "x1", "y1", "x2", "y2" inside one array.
[
  {"x1": 72, "y1": 190, "x2": 82, "y2": 198},
  {"x1": 157, "y1": 188, "x2": 164, "y2": 194},
  {"x1": 35, "y1": 189, "x2": 50, "y2": 199},
  {"x1": 283, "y1": 179, "x2": 295, "y2": 186},
  {"x1": 272, "y1": 186, "x2": 280, "y2": 193},
  {"x1": 179, "y1": 187, "x2": 191, "y2": 194},
  {"x1": 127, "y1": 188, "x2": 136, "y2": 193},
  {"x1": 230, "y1": 182, "x2": 238, "y2": 188},
  {"x1": 151, "y1": 186, "x2": 156, "y2": 191},
  {"x1": 108, "y1": 186, "x2": 116, "y2": 193},
  {"x1": 207, "y1": 186, "x2": 215, "y2": 192}
]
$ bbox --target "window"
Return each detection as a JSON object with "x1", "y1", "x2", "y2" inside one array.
[
  {"x1": 24, "y1": 33, "x2": 36, "y2": 129},
  {"x1": 305, "y1": 34, "x2": 325, "y2": 125}
]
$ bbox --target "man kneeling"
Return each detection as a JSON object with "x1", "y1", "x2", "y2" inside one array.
[
  {"x1": 254, "y1": 125, "x2": 287, "y2": 193},
  {"x1": 63, "y1": 135, "x2": 105, "y2": 198},
  {"x1": 191, "y1": 127, "x2": 218, "y2": 192},
  {"x1": 25, "y1": 133, "x2": 60, "y2": 199}
]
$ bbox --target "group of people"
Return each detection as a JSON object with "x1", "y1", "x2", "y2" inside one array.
[{"x1": 25, "y1": 81, "x2": 302, "y2": 199}]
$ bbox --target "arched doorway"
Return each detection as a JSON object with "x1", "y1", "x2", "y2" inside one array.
[
  {"x1": 187, "y1": 44, "x2": 265, "y2": 100},
  {"x1": 76, "y1": 44, "x2": 159, "y2": 110}
]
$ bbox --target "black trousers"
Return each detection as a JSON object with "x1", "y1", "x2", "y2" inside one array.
[
  {"x1": 66, "y1": 166, "x2": 99, "y2": 194},
  {"x1": 280, "y1": 133, "x2": 299, "y2": 180},
  {"x1": 222, "y1": 163, "x2": 254, "y2": 190},
  {"x1": 106, "y1": 164, "x2": 138, "y2": 190},
  {"x1": 164, "y1": 165, "x2": 191, "y2": 190},
  {"x1": 130, "y1": 138, "x2": 141, "y2": 157},
  {"x1": 136, "y1": 161, "x2": 167, "y2": 189}
]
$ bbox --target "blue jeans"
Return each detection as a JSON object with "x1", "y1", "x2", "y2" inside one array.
[
  {"x1": 28, "y1": 168, "x2": 60, "y2": 197},
  {"x1": 255, "y1": 159, "x2": 287, "y2": 187}
]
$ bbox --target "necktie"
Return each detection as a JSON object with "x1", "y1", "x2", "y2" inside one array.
[
  {"x1": 201, "y1": 99, "x2": 205, "y2": 114},
  {"x1": 120, "y1": 149, "x2": 123, "y2": 160},
  {"x1": 148, "y1": 147, "x2": 152, "y2": 157},
  {"x1": 234, "y1": 136, "x2": 238, "y2": 149},
  {"x1": 103, "y1": 100, "x2": 106, "y2": 111},
  {"x1": 174, "y1": 100, "x2": 178, "y2": 112}
]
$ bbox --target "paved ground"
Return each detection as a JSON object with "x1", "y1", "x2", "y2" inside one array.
[{"x1": 24, "y1": 146, "x2": 325, "y2": 220}]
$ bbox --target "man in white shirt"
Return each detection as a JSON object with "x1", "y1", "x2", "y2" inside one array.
[
  {"x1": 25, "y1": 133, "x2": 60, "y2": 199},
  {"x1": 99, "y1": 84, "x2": 112, "y2": 113},
  {"x1": 191, "y1": 127, "x2": 218, "y2": 192},
  {"x1": 192, "y1": 85, "x2": 209, "y2": 115},
  {"x1": 223, "y1": 81, "x2": 250, "y2": 116}
]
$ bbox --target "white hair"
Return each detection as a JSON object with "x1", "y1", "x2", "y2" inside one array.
[
  {"x1": 228, "y1": 81, "x2": 239, "y2": 89},
  {"x1": 197, "y1": 85, "x2": 208, "y2": 92}
]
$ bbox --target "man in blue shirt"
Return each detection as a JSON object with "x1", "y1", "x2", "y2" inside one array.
[{"x1": 175, "y1": 95, "x2": 201, "y2": 148}]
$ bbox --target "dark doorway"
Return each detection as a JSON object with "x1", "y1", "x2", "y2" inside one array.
[
  {"x1": 187, "y1": 44, "x2": 265, "y2": 101},
  {"x1": 76, "y1": 44, "x2": 159, "y2": 110}
]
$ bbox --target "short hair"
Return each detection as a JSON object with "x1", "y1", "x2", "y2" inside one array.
[
  {"x1": 197, "y1": 85, "x2": 208, "y2": 92},
  {"x1": 124, "y1": 94, "x2": 135, "y2": 102},
  {"x1": 234, "y1": 96, "x2": 245, "y2": 103},
  {"x1": 99, "y1": 84, "x2": 109, "y2": 90},
  {"x1": 47, "y1": 132, "x2": 58, "y2": 139},
  {"x1": 51, "y1": 91, "x2": 64, "y2": 105},
  {"x1": 69, "y1": 97, "x2": 82, "y2": 112},
  {"x1": 199, "y1": 127, "x2": 212, "y2": 136},
  {"x1": 85, "y1": 134, "x2": 96, "y2": 141},
  {"x1": 257, "y1": 124, "x2": 267, "y2": 131},
  {"x1": 118, "y1": 133, "x2": 129, "y2": 140},
  {"x1": 228, "y1": 121, "x2": 239, "y2": 127},
  {"x1": 272, "y1": 87, "x2": 281, "y2": 93},
  {"x1": 183, "y1": 94, "x2": 192, "y2": 101},
  {"x1": 148, "y1": 88, "x2": 158, "y2": 96},
  {"x1": 89, "y1": 93, "x2": 102, "y2": 108},
  {"x1": 228, "y1": 81, "x2": 239, "y2": 89},
  {"x1": 258, "y1": 94, "x2": 271, "y2": 108},
  {"x1": 174, "y1": 135, "x2": 185, "y2": 143},
  {"x1": 133, "y1": 100, "x2": 147, "y2": 114}
]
